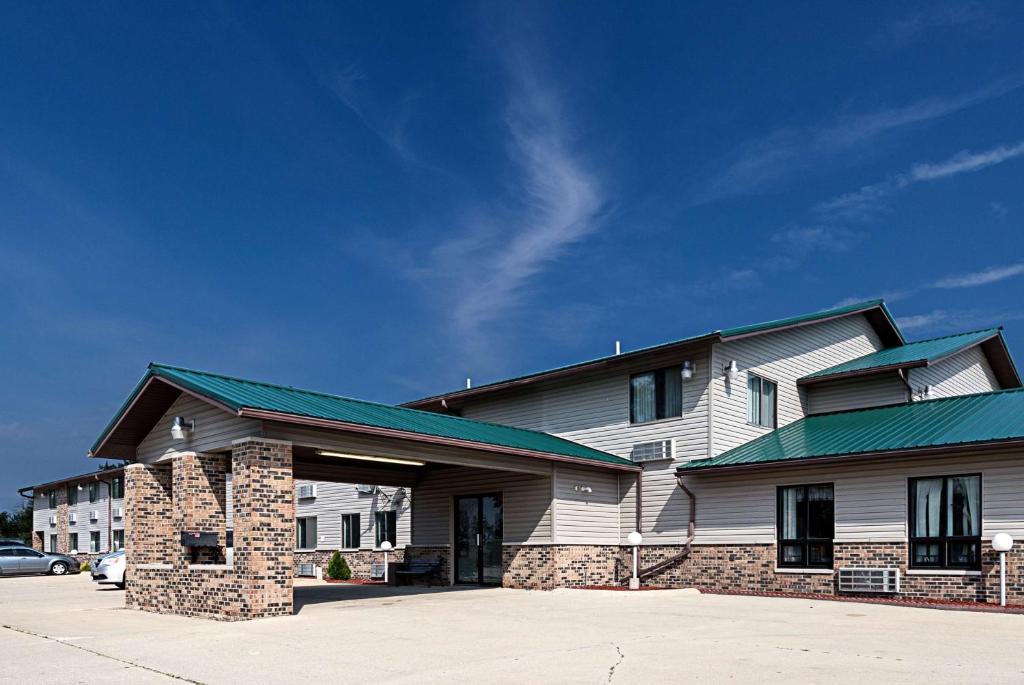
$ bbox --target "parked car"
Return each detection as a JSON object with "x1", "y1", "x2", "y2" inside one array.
[
  {"x1": 91, "y1": 549, "x2": 125, "y2": 589},
  {"x1": 0, "y1": 538, "x2": 30, "y2": 547},
  {"x1": 0, "y1": 545, "x2": 80, "y2": 576}
]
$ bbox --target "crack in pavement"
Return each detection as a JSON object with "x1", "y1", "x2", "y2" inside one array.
[
  {"x1": 607, "y1": 642, "x2": 624, "y2": 682},
  {"x1": 3, "y1": 624, "x2": 203, "y2": 684}
]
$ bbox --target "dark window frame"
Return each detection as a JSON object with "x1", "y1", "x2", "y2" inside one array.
[
  {"x1": 47, "y1": 491, "x2": 57, "y2": 509},
  {"x1": 68, "y1": 533, "x2": 78, "y2": 553},
  {"x1": 88, "y1": 482, "x2": 98, "y2": 504},
  {"x1": 629, "y1": 365, "x2": 684, "y2": 424},
  {"x1": 90, "y1": 531, "x2": 100, "y2": 553},
  {"x1": 111, "y1": 477, "x2": 124, "y2": 499},
  {"x1": 747, "y1": 373, "x2": 778, "y2": 429},
  {"x1": 776, "y1": 483, "x2": 835, "y2": 569},
  {"x1": 67, "y1": 485, "x2": 78, "y2": 506},
  {"x1": 296, "y1": 516, "x2": 317, "y2": 550},
  {"x1": 908, "y1": 474, "x2": 982, "y2": 571},
  {"x1": 375, "y1": 510, "x2": 397, "y2": 548},
  {"x1": 341, "y1": 513, "x2": 361, "y2": 549}
]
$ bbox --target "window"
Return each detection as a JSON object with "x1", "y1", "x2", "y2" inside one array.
[
  {"x1": 90, "y1": 531, "x2": 100, "y2": 553},
  {"x1": 375, "y1": 511, "x2": 397, "y2": 547},
  {"x1": 296, "y1": 517, "x2": 317, "y2": 550},
  {"x1": 629, "y1": 366, "x2": 683, "y2": 424},
  {"x1": 67, "y1": 485, "x2": 78, "y2": 506},
  {"x1": 112, "y1": 530, "x2": 124, "y2": 551},
  {"x1": 49, "y1": 535, "x2": 57, "y2": 553},
  {"x1": 88, "y1": 482, "x2": 98, "y2": 503},
  {"x1": 47, "y1": 491, "x2": 56, "y2": 509},
  {"x1": 909, "y1": 475, "x2": 981, "y2": 570},
  {"x1": 69, "y1": 533, "x2": 78, "y2": 553},
  {"x1": 777, "y1": 484, "x2": 834, "y2": 568},
  {"x1": 112, "y1": 477, "x2": 124, "y2": 499},
  {"x1": 342, "y1": 514, "x2": 361, "y2": 549},
  {"x1": 747, "y1": 374, "x2": 777, "y2": 428}
]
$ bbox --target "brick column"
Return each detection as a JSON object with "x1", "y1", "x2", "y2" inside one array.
[
  {"x1": 232, "y1": 438, "x2": 294, "y2": 618},
  {"x1": 55, "y1": 489, "x2": 69, "y2": 554},
  {"x1": 124, "y1": 463, "x2": 174, "y2": 611},
  {"x1": 172, "y1": 453, "x2": 229, "y2": 565}
]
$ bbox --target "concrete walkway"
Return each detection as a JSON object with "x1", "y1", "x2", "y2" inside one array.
[{"x1": 2, "y1": 575, "x2": 1022, "y2": 684}]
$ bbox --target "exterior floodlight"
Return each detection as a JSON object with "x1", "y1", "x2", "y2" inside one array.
[
  {"x1": 681, "y1": 360, "x2": 694, "y2": 381},
  {"x1": 170, "y1": 416, "x2": 194, "y2": 441},
  {"x1": 993, "y1": 533, "x2": 1014, "y2": 606},
  {"x1": 380, "y1": 540, "x2": 393, "y2": 551},
  {"x1": 724, "y1": 361, "x2": 738, "y2": 382},
  {"x1": 628, "y1": 531, "x2": 643, "y2": 590}
]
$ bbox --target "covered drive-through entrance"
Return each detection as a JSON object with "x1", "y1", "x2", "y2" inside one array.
[{"x1": 89, "y1": 363, "x2": 638, "y2": 620}]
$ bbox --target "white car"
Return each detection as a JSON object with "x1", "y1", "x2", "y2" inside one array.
[{"x1": 91, "y1": 550, "x2": 125, "y2": 589}]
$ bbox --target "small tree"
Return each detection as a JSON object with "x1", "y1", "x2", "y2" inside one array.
[{"x1": 326, "y1": 551, "x2": 351, "y2": 580}]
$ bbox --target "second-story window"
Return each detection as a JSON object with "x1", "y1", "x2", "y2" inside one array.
[
  {"x1": 629, "y1": 366, "x2": 683, "y2": 424},
  {"x1": 747, "y1": 374, "x2": 777, "y2": 428},
  {"x1": 111, "y1": 477, "x2": 124, "y2": 499},
  {"x1": 47, "y1": 491, "x2": 56, "y2": 509},
  {"x1": 88, "y1": 482, "x2": 98, "y2": 503},
  {"x1": 67, "y1": 485, "x2": 78, "y2": 506}
]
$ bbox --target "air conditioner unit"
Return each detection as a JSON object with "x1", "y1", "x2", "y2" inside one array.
[
  {"x1": 297, "y1": 563, "x2": 316, "y2": 577},
  {"x1": 67, "y1": 513, "x2": 77, "y2": 524},
  {"x1": 296, "y1": 484, "x2": 317, "y2": 499},
  {"x1": 112, "y1": 507, "x2": 124, "y2": 519},
  {"x1": 89, "y1": 510, "x2": 100, "y2": 521},
  {"x1": 631, "y1": 439, "x2": 675, "y2": 463},
  {"x1": 48, "y1": 515, "x2": 57, "y2": 526},
  {"x1": 838, "y1": 567, "x2": 900, "y2": 594},
  {"x1": 355, "y1": 484, "x2": 376, "y2": 494}
]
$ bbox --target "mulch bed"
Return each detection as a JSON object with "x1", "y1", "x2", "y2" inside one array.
[
  {"x1": 577, "y1": 585, "x2": 671, "y2": 591},
  {"x1": 322, "y1": 578, "x2": 387, "y2": 585}
]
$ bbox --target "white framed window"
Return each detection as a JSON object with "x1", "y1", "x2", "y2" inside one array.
[
  {"x1": 747, "y1": 374, "x2": 777, "y2": 428},
  {"x1": 90, "y1": 531, "x2": 100, "y2": 553},
  {"x1": 375, "y1": 511, "x2": 397, "y2": 547},
  {"x1": 629, "y1": 366, "x2": 683, "y2": 424},
  {"x1": 49, "y1": 534, "x2": 57, "y2": 553},
  {"x1": 68, "y1": 533, "x2": 78, "y2": 553},
  {"x1": 112, "y1": 530, "x2": 125, "y2": 551},
  {"x1": 342, "y1": 514, "x2": 360, "y2": 549},
  {"x1": 296, "y1": 516, "x2": 317, "y2": 550}
]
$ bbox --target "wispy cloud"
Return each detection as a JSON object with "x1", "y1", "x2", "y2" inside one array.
[
  {"x1": 896, "y1": 310, "x2": 953, "y2": 331},
  {"x1": 410, "y1": 50, "x2": 603, "y2": 366},
  {"x1": 873, "y1": 2, "x2": 994, "y2": 48},
  {"x1": 813, "y1": 140, "x2": 1024, "y2": 223},
  {"x1": 696, "y1": 77, "x2": 1023, "y2": 202},
  {"x1": 896, "y1": 308, "x2": 1024, "y2": 334},
  {"x1": 329, "y1": 63, "x2": 421, "y2": 164},
  {"x1": 932, "y1": 263, "x2": 1024, "y2": 289},
  {"x1": 770, "y1": 225, "x2": 864, "y2": 253}
]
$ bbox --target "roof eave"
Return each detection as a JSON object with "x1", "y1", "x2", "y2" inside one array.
[
  {"x1": 678, "y1": 437, "x2": 1024, "y2": 474},
  {"x1": 798, "y1": 360, "x2": 927, "y2": 386},
  {"x1": 240, "y1": 407, "x2": 640, "y2": 472}
]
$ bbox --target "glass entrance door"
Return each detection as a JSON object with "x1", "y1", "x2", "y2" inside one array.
[{"x1": 454, "y1": 494, "x2": 503, "y2": 585}]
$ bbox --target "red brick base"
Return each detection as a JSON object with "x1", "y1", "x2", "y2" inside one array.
[{"x1": 294, "y1": 549, "x2": 407, "y2": 579}]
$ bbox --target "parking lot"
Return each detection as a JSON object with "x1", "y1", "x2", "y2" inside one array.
[{"x1": 1, "y1": 574, "x2": 1022, "y2": 684}]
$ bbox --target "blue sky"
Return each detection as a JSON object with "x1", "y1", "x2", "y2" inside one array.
[{"x1": 2, "y1": 2, "x2": 1024, "y2": 508}]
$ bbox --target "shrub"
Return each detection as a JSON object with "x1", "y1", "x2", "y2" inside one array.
[
  {"x1": 326, "y1": 551, "x2": 351, "y2": 580},
  {"x1": 80, "y1": 561, "x2": 91, "y2": 572}
]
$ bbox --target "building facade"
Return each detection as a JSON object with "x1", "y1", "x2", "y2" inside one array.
[
  {"x1": 84, "y1": 299, "x2": 1024, "y2": 619},
  {"x1": 27, "y1": 469, "x2": 126, "y2": 564}
]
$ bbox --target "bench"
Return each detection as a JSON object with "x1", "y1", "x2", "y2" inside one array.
[{"x1": 394, "y1": 557, "x2": 442, "y2": 586}]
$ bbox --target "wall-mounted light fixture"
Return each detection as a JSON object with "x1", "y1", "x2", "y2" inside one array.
[
  {"x1": 573, "y1": 484, "x2": 593, "y2": 494},
  {"x1": 922, "y1": 385, "x2": 934, "y2": 400},
  {"x1": 681, "y1": 360, "x2": 694, "y2": 381},
  {"x1": 724, "y1": 360, "x2": 738, "y2": 383},
  {"x1": 170, "y1": 416, "x2": 194, "y2": 441}
]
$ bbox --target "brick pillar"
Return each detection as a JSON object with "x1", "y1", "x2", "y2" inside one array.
[
  {"x1": 55, "y1": 489, "x2": 69, "y2": 554},
  {"x1": 232, "y1": 438, "x2": 294, "y2": 618},
  {"x1": 32, "y1": 531, "x2": 43, "y2": 552},
  {"x1": 172, "y1": 453, "x2": 229, "y2": 565}
]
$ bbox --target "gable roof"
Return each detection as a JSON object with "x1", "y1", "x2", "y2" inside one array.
[
  {"x1": 799, "y1": 327, "x2": 1019, "y2": 387},
  {"x1": 679, "y1": 388, "x2": 1024, "y2": 473},
  {"x1": 404, "y1": 299, "x2": 903, "y2": 411},
  {"x1": 90, "y1": 363, "x2": 635, "y2": 470}
]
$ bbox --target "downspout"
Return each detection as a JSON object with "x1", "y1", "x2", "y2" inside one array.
[
  {"x1": 630, "y1": 473, "x2": 697, "y2": 582},
  {"x1": 897, "y1": 369, "x2": 913, "y2": 403},
  {"x1": 634, "y1": 466, "x2": 643, "y2": 533}
]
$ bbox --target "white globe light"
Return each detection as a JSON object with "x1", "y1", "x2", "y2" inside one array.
[
  {"x1": 992, "y1": 533, "x2": 1014, "y2": 552},
  {"x1": 380, "y1": 540, "x2": 393, "y2": 551},
  {"x1": 627, "y1": 531, "x2": 642, "y2": 546}
]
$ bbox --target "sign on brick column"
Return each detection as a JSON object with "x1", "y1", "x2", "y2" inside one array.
[{"x1": 231, "y1": 438, "x2": 294, "y2": 619}]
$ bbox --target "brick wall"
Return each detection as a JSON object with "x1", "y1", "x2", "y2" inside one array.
[
  {"x1": 294, "y1": 548, "x2": 406, "y2": 579},
  {"x1": 173, "y1": 453, "x2": 229, "y2": 564}
]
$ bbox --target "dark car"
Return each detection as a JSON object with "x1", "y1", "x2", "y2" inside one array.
[
  {"x1": 0, "y1": 544, "x2": 80, "y2": 576},
  {"x1": 0, "y1": 538, "x2": 31, "y2": 547}
]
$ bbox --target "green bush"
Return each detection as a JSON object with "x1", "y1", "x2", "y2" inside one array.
[
  {"x1": 80, "y1": 561, "x2": 91, "y2": 572},
  {"x1": 326, "y1": 551, "x2": 351, "y2": 580}
]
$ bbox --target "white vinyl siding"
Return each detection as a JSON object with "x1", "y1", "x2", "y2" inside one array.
[
  {"x1": 679, "y1": 450, "x2": 1024, "y2": 544},
  {"x1": 294, "y1": 480, "x2": 410, "y2": 550},
  {"x1": 710, "y1": 314, "x2": 885, "y2": 456},
  {"x1": 806, "y1": 374, "x2": 909, "y2": 414},
  {"x1": 908, "y1": 345, "x2": 1000, "y2": 398},
  {"x1": 552, "y1": 465, "x2": 620, "y2": 544},
  {"x1": 137, "y1": 394, "x2": 260, "y2": 463},
  {"x1": 411, "y1": 465, "x2": 552, "y2": 546},
  {"x1": 460, "y1": 347, "x2": 711, "y2": 545}
]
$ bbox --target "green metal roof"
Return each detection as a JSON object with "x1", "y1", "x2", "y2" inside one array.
[
  {"x1": 801, "y1": 328, "x2": 1003, "y2": 382},
  {"x1": 406, "y1": 299, "x2": 900, "y2": 408},
  {"x1": 679, "y1": 388, "x2": 1024, "y2": 472},
  {"x1": 92, "y1": 363, "x2": 634, "y2": 468}
]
